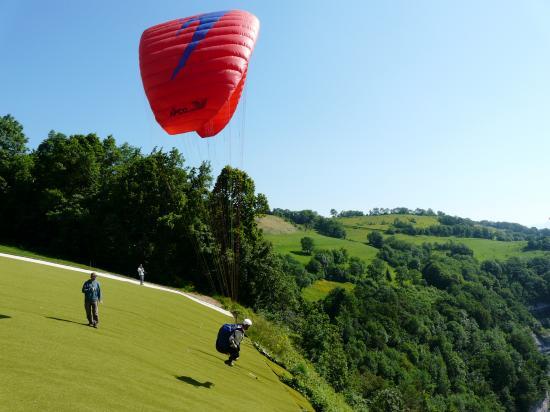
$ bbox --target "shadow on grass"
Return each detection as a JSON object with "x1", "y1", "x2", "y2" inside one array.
[
  {"x1": 0, "y1": 314, "x2": 11, "y2": 320},
  {"x1": 192, "y1": 348, "x2": 261, "y2": 378},
  {"x1": 176, "y1": 376, "x2": 214, "y2": 388},
  {"x1": 45, "y1": 316, "x2": 88, "y2": 326}
]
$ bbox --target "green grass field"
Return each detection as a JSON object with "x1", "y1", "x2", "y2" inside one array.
[
  {"x1": 264, "y1": 230, "x2": 379, "y2": 265},
  {"x1": 302, "y1": 280, "x2": 355, "y2": 302},
  {"x1": 259, "y1": 215, "x2": 378, "y2": 265},
  {"x1": 0, "y1": 256, "x2": 312, "y2": 411}
]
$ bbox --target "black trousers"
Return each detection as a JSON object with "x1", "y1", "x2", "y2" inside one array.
[
  {"x1": 217, "y1": 342, "x2": 239, "y2": 361},
  {"x1": 228, "y1": 346, "x2": 240, "y2": 361}
]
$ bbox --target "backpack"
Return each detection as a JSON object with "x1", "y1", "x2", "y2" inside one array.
[{"x1": 216, "y1": 324, "x2": 239, "y2": 353}]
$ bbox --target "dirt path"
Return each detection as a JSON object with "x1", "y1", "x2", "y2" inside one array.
[{"x1": 0, "y1": 252, "x2": 232, "y2": 318}]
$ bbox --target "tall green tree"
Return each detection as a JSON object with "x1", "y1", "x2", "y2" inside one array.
[
  {"x1": 96, "y1": 148, "x2": 191, "y2": 282},
  {"x1": 301, "y1": 236, "x2": 315, "y2": 255},
  {"x1": 31, "y1": 132, "x2": 106, "y2": 257},
  {"x1": 0, "y1": 115, "x2": 33, "y2": 241},
  {"x1": 208, "y1": 166, "x2": 269, "y2": 300}
]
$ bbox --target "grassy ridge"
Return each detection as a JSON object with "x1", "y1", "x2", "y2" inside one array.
[
  {"x1": 0, "y1": 256, "x2": 311, "y2": 412},
  {"x1": 336, "y1": 214, "x2": 439, "y2": 230}
]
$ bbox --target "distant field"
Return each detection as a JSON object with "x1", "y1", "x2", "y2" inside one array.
[
  {"x1": 338, "y1": 215, "x2": 548, "y2": 262},
  {"x1": 0, "y1": 256, "x2": 311, "y2": 411},
  {"x1": 391, "y1": 234, "x2": 547, "y2": 261},
  {"x1": 260, "y1": 215, "x2": 548, "y2": 264},
  {"x1": 302, "y1": 280, "x2": 355, "y2": 302}
]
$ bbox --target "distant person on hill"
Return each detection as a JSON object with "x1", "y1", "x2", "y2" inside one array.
[
  {"x1": 215, "y1": 318, "x2": 253, "y2": 366},
  {"x1": 137, "y1": 264, "x2": 145, "y2": 285},
  {"x1": 82, "y1": 272, "x2": 102, "y2": 328}
]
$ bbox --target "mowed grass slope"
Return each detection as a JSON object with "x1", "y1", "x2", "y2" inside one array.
[{"x1": 0, "y1": 256, "x2": 311, "y2": 412}]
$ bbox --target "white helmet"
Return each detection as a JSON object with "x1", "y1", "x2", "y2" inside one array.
[{"x1": 243, "y1": 318, "x2": 252, "y2": 327}]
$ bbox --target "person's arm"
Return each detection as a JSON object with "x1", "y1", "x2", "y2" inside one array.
[
  {"x1": 97, "y1": 283, "x2": 102, "y2": 302},
  {"x1": 82, "y1": 282, "x2": 87, "y2": 294}
]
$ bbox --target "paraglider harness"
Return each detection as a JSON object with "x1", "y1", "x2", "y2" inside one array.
[{"x1": 216, "y1": 323, "x2": 243, "y2": 354}]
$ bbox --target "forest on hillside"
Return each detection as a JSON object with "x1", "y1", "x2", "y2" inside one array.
[{"x1": 1, "y1": 114, "x2": 549, "y2": 411}]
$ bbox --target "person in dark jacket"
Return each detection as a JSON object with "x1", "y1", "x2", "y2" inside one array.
[
  {"x1": 82, "y1": 272, "x2": 102, "y2": 328},
  {"x1": 216, "y1": 318, "x2": 252, "y2": 366}
]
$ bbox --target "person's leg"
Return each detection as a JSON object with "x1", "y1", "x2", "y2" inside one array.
[
  {"x1": 228, "y1": 347, "x2": 240, "y2": 362},
  {"x1": 223, "y1": 347, "x2": 237, "y2": 366},
  {"x1": 85, "y1": 301, "x2": 93, "y2": 325},
  {"x1": 92, "y1": 301, "x2": 99, "y2": 327},
  {"x1": 140, "y1": 275, "x2": 144, "y2": 285}
]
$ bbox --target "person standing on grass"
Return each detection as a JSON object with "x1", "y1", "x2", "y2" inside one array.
[
  {"x1": 137, "y1": 264, "x2": 145, "y2": 285},
  {"x1": 82, "y1": 272, "x2": 102, "y2": 328}
]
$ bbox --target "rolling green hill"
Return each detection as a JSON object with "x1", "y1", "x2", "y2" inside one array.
[
  {"x1": 260, "y1": 214, "x2": 547, "y2": 265},
  {"x1": 259, "y1": 214, "x2": 548, "y2": 302},
  {"x1": 337, "y1": 215, "x2": 547, "y2": 261},
  {"x1": 0, "y1": 255, "x2": 312, "y2": 412}
]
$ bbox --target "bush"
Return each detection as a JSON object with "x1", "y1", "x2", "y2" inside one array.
[
  {"x1": 315, "y1": 217, "x2": 346, "y2": 239},
  {"x1": 367, "y1": 231, "x2": 384, "y2": 248}
]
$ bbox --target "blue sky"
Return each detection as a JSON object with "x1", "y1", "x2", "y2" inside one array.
[{"x1": 1, "y1": 1, "x2": 549, "y2": 227}]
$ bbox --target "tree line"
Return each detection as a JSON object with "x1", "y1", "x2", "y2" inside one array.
[{"x1": 0, "y1": 114, "x2": 282, "y2": 305}]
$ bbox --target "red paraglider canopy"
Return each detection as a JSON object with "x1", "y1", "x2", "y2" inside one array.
[{"x1": 139, "y1": 10, "x2": 260, "y2": 137}]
